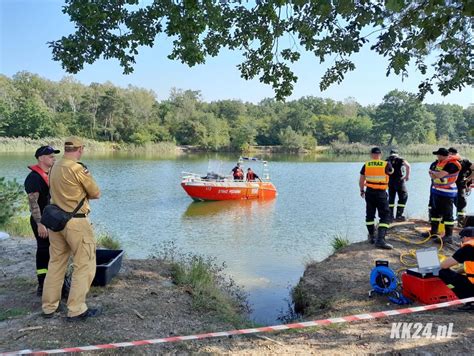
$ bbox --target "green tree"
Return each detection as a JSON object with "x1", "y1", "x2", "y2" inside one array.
[
  {"x1": 373, "y1": 90, "x2": 435, "y2": 145},
  {"x1": 0, "y1": 177, "x2": 24, "y2": 226},
  {"x1": 50, "y1": 1, "x2": 473, "y2": 100},
  {"x1": 6, "y1": 97, "x2": 54, "y2": 138}
]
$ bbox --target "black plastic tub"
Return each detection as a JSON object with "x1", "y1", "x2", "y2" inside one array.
[{"x1": 92, "y1": 249, "x2": 124, "y2": 287}]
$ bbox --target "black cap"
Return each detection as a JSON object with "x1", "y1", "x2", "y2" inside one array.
[
  {"x1": 448, "y1": 147, "x2": 458, "y2": 154},
  {"x1": 35, "y1": 145, "x2": 60, "y2": 159},
  {"x1": 390, "y1": 149, "x2": 399, "y2": 155},
  {"x1": 460, "y1": 227, "x2": 474, "y2": 238},
  {"x1": 432, "y1": 147, "x2": 449, "y2": 156},
  {"x1": 371, "y1": 147, "x2": 382, "y2": 154}
]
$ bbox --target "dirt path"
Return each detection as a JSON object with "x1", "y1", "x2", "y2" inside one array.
[{"x1": 1, "y1": 222, "x2": 473, "y2": 354}]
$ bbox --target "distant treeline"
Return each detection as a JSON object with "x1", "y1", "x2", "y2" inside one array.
[{"x1": 0, "y1": 72, "x2": 472, "y2": 152}]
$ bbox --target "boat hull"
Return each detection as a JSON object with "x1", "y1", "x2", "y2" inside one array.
[{"x1": 181, "y1": 180, "x2": 277, "y2": 201}]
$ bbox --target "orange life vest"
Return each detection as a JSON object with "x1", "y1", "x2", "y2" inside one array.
[
  {"x1": 28, "y1": 164, "x2": 49, "y2": 186},
  {"x1": 461, "y1": 239, "x2": 474, "y2": 284},
  {"x1": 247, "y1": 171, "x2": 256, "y2": 181},
  {"x1": 431, "y1": 157, "x2": 461, "y2": 197},
  {"x1": 364, "y1": 160, "x2": 389, "y2": 190}
]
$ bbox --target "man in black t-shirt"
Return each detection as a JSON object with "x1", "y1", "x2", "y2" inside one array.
[
  {"x1": 425, "y1": 148, "x2": 461, "y2": 244},
  {"x1": 24, "y1": 145, "x2": 59, "y2": 296},
  {"x1": 439, "y1": 227, "x2": 474, "y2": 312},
  {"x1": 386, "y1": 149, "x2": 411, "y2": 222},
  {"x1": 448, "y1": 147, "x2": 474, "y2": 226}
]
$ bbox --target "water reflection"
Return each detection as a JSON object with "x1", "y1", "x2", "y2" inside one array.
[{"x1": 183, "y1": 199, "x2": 276, "y2": 219}]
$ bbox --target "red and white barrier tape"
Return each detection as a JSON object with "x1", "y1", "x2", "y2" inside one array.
[{"x1": 3, "y1": 297, "x2": 473, "y2": 355}]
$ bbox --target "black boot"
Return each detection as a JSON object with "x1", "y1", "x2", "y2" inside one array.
[
  {"x1": 375, "y1": 228, "x2": 393, "y2": 250},
  {"x1": 368, "y1": 233, "x2": 375, "y2": 244},
  {"x1": 37, "y1": 274, "x2": 45, "y2": 297},
  {"x1": 395, "y1": 207, "x2": 406, "y2": 221},
  {"x1": 422, "y1": 221, "x2": 439, "y2": 239},
  {"x1": 367, "y1": 225, "x2": 376, "y2": 244},
  {"x1": 442, "y1": 225, "x2": 454, "y2": 245}
]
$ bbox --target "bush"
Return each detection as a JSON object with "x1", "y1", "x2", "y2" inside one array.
[
  {"x1": 330, "y1": 233, "x2": 350, "y2": 251},
  {"x1": 96, "y1": 232, "x2": 121, "y2": 250},
  {"x1": 0, "y1": 177, "x2": 24, "y2": 226}
]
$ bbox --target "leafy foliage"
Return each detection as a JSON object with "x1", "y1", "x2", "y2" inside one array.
[
  {"x1": 0, "y1": 72, "x2": 472, "y2": 152},
  {"x1": 50, "y1": 0, "x2": 474, "y2": 100},
  {"x1": 0, "y1": 177, "x2": 24, "y2": 226}
]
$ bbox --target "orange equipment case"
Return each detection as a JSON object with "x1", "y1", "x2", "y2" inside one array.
[{"x1": 401, "y1": 271, "x2": 458, "y2": 304}]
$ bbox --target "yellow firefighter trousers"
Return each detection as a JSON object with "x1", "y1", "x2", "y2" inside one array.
[{"x1": 42, "y1": 218, "x2": 96, "y2": 317}]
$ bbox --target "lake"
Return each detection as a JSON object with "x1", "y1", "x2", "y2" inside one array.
[{"x1": 1, "y1": 152, "x2": 472, "y2": 324}]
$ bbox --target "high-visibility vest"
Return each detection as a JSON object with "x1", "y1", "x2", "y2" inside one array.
[
  {"x1": 364, "y1": 160, "x2": 389, "y2": 190},
  {"x1": 431, "y1": 157, "x2": 461, "y2": 198},
  {"x1": 461, "y1": 240, "x2": 474, "y2": 284}
]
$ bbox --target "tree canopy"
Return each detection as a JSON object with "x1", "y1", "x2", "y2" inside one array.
[
  {"x1": 50, "y1": 0, "x2": 473, "y2": 100},
  {"x1": 0, "y1": 72, "x2": 471, "y2": 152}
]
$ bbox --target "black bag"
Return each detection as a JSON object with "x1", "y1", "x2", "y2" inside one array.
[{"x1": 41, "y1": 198, "x2": 86, "y2": 232}]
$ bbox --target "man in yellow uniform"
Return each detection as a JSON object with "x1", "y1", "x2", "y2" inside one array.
[
  {"x1": 42, "y1": 137, "x2": 102, "y2": 321},
  {"x1": 359, "y1": 147, "x2": 394, "y2": 249}
]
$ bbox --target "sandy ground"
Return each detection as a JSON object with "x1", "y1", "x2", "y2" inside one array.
[{"x1": 1, "y1": 221, "x2": 473, "y2": 355}]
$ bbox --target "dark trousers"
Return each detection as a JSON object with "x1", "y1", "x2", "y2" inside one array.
[
  {"x1": 439, "y1": 269, "x2": 474, "y2": 299},
  {"x1": 430, "y1": 194, "x2": 455, "y2": 225},
  {"x1": 455, "y1": 185, "x2": 467, "y2": 217},
  {"x1": 365, "y1": 188, "x2": 390, "y2": 235},
  {"x1": 388, "y1": 181, "x2": 408, "y2": 207},
  {"x1": 30, "y1": 216, "x2": 50, "y2": 284}
]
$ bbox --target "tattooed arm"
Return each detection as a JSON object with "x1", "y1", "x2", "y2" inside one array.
[{"x1": 27, "y1": 192, "x2": 48, "y2": 238}]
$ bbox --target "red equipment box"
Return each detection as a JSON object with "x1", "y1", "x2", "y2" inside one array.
[{"x1": 401, "y1": 272, "x2": 458, "y2": 304}]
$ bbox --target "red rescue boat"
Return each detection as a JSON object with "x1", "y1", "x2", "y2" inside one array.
[{"x1": 181, "y1": 158, "x2": 277, "y2": 201}]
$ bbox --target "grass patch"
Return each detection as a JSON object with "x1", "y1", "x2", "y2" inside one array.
[
  {"x1": 150, "y1": 241, "x2": 250, "y2": 326},
  {"x1": 0, "y1": 215, "x2": 32, "y2": 238},
  {"x1": 96, "y1": 232, "x2": 121, "y2": 250},
  {"x1": 330, "y1": 233, "x2": 350, "y2": 252},
  {"x1": 0, "y1": 307, "x2": 29, "y2": 321}
]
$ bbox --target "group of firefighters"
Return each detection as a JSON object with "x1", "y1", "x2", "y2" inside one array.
[
  {"x1": 22, "y1": 142, "x2": 474, "y2": 321},
  {"x1": 360, "y1": 146, "x2": 474, "y2": 312},
  {"x1": 231, "y1": 162, "x2": 261, "y2": 182}
]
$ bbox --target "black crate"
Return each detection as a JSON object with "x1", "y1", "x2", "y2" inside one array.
[{"x1": 92, "y1": 249, "x2": 124, "y2": 287}]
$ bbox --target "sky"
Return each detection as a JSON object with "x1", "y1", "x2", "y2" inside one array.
[{"x1": 0, "y1": 0, "x2": 472, "y2": 106}]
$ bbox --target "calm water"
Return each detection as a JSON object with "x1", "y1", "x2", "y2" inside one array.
[{"x1": 1, "y1": 152, "x2": 472, "y2": 323}]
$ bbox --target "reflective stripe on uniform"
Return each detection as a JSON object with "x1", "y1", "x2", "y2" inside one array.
[
  {"x1": 431, "y1": 217, "x2": 442, "y2": 222},
  {"x1": 378, "y1": 223, "x2": 390, "y2": 228},
  {"x1": 366, "y1": 221, "x2": 375, "y2": 225},
  {"x1": 458, "y1": 211, "x2": 466, "y2": 216},
  {"x1": 37, "y1": 268, "x2": 48, "y2": 275},
  {"x1": 389, "y1": 204, "x2": 395, "y2": 208},
  {"x1": 444, "y1": 221, "x2": 455, "y2": 226},
  {"x1": 397, "y1": 204, "x2": 405, "y2": 208}
]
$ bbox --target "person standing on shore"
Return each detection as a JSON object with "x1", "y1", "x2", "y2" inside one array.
[
  {"x1": 359, "y1": 147, "x2": 394, "y2": 249},
  {"x1": 386, "y1": 149, "x2": 411, "y2": 222},
  {"x1": 24, "y1": 145, "x2": 60, "y2": 296},
  {"x1": 424, "y1": 148, "x2": 461, "y2": 244},
  {"x1": 42, "y1": 137, "x2": 102, "y2": 321},
  {"x1": 448, "y1": 147, "x2": 473, "y2": 227}
]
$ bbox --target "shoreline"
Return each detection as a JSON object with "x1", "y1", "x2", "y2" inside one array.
[
  {"x1": 1, "y1": 137, "x2": 473, "y2": 156},
  {"x1": 2, "y1": 220, "x2": 473, "y2": 354}
]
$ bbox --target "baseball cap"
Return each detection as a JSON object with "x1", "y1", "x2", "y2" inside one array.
[
  {"x1": 35, "y1": 145, "x2": 60, "y2": 159},
  {"x1": 64, "y1": 136, "x2": 84, "y2": 148},
  {"x1": 390, "y1": 149, "x2": 399, "y2": 155},
  {"x1": 370, "y1": 147, "x2": 382, "y2": 154},
  {"x1": 448, "y1": 147, "x2": 458, "y2": 154},
  {"x1": 432, "y1": 148, "x2": 449, "y2": 156}
]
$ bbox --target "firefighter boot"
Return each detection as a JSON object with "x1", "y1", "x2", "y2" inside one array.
[
  {"x1": 442, "y1": 225, "x2": 454, "y2": 245},
  {"x1": 395, "y1": 207, "x2": 406, "y2": 221},
  {"x1": 375, "y1": 228, "x2": 393, "y2": 250},
  {"x1": 37, "y1": 274, "x2": 45, "y2": 297},
  {"x1": 421, "y1": 221, "x2": 439, "y2": 239},
  {"x1": 367, "y1": 225, "x2": 376, "y2": 244}
]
